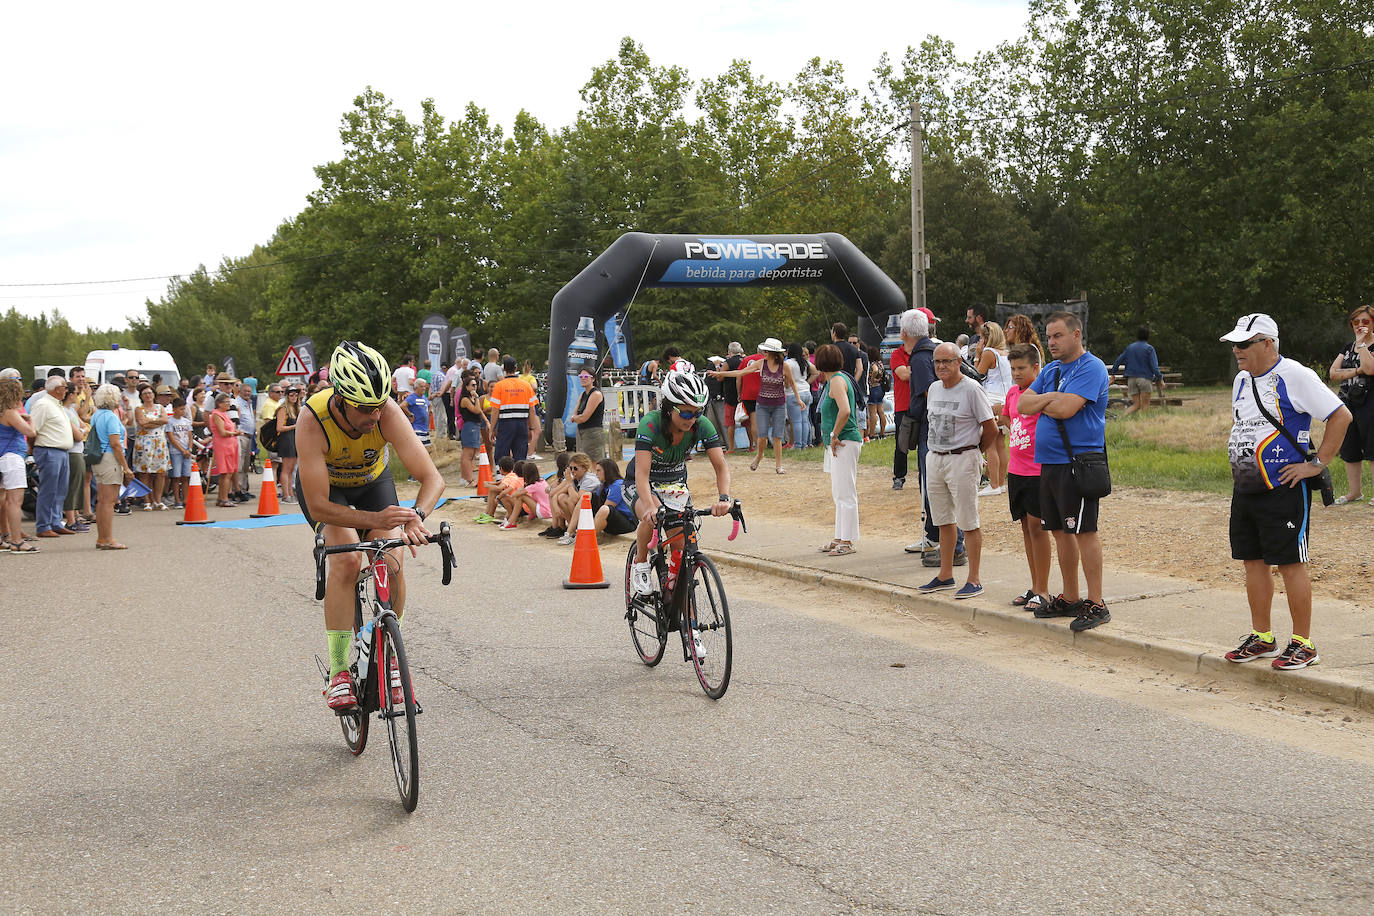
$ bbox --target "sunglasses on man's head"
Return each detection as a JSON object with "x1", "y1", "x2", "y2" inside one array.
[{"x1": 1233, "y1": 338, "x2": 1270, "y2": 350}]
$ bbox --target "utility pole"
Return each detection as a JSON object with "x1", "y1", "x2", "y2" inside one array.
[{"x1": 910, "y1": 99, "x2": 927, "y2": 311}]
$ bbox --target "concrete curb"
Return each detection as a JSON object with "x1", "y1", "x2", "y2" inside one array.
[{"x1": 709, "y1": 548, "x2": 1374, "y2": 713}]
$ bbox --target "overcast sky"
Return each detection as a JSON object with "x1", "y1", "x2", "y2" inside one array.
[{"x1": 1, "y1": 0, "x2": 1029, "y2": 332}]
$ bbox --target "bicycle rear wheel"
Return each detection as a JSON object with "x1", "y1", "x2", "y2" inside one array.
[
  {"x1": 685, "y1": 555, "x2": 732, "y2": 699},
  {"x1": 626, "y1": 543, "x2": 667, "y2": 666},
  {"x1": 378, "y1": 615, "x2": 419, "y2": 812}
]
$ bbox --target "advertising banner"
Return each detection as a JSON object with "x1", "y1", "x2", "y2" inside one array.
[
  {"x1": 290, "y1": 336, "x2": 316, "y2": 376},
  {"x1": 419, "y1": 314, "x2": 450, "y2": 374},
  {"x1": 222, "y1": 355, "x2": 238, "y2": 381},
  {"x1": 604, "y1": 309, "x2": 632, "y2": 369},
  {"x1": 449, "y1": 327, "x2": 471, "y2": 364}
]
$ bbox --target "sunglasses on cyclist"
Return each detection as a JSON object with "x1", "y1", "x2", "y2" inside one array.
[
  {"x1": 673, "y1": 406, "x2": 702, "y2": 421},
  {"x1": 1233, "y1": 338, "x2": 1270, "y2": 350}
]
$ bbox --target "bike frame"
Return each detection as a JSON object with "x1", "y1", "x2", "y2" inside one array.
[{"x1": 645, "y1": 498, "x2": 744, "y2": 659}]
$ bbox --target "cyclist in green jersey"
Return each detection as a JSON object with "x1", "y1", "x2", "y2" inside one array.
[{"x1": 627, "y1": 370, "x2": 732, "y2": 597}]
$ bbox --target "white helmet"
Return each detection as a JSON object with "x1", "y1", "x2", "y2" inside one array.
[{"x1": 660, "y1": 370, "x2": 708, "y2": 408}]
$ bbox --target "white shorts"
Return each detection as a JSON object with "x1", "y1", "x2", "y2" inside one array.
[
  {"x1": 0, "y1": 452, "x2": 24, "y2": 490},
  {"x1": 927, "y1": 449, "x2": 981, "y2": 531}
]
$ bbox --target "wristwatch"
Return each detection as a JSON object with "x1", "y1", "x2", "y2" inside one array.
[
  {"x1": 414, "y1": 508, "x2": 428, "y2": 522},
  {"x1": 718, "y1": 494, "x2": 730, "y2": 502},
  {"x1": 1309, "y1": 457, "x2": 1325, "y2": 470}
]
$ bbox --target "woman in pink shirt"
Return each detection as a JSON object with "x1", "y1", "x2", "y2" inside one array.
[{"x1": 209, "y1": 393, "x2": 240, "y2": 508}]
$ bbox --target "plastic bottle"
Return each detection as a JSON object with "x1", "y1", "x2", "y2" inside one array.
[
  {"x1": 355, "y1": 620, "x2": 375, "y2": 670},
  {"x1": 563, "y1": 316, "x2": 599, "y2": 430},
  {"x1": 666, "y1": 549, "x2": 682, "y2": 590}
]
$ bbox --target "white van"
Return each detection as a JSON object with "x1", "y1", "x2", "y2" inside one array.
[{"x1": 84, "y1": 348, "x2": 182, "y2": 387}]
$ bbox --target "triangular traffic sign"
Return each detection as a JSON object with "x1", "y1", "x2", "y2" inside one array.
[{"x1": 276, "y1": 346, "x2": 310, "y2": 376}]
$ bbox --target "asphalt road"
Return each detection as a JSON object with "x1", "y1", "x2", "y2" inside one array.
[{"x1": 5, "y1": 506, "x2": 1374, "y2": 914}]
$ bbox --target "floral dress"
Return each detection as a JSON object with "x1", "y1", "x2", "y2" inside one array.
[{"x1": 132, "y1": 404, "x2": 170, "y2": 473}]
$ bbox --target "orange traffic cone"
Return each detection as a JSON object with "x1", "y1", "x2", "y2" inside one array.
[
  {"x1": 476, "y1": 450, "x2": 493, "y2": 496},
  {"x1": 563, "y1": 490, "x2": 609, "y2": 589},
  {"x1": 250, "y1": 459, "x2": 282, "y2": 518},
  {"x1": 176, "y1": 461, "x2": 215, "y2": 525}
]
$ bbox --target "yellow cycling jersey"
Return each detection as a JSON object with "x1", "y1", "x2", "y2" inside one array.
[{"x1": 305, "y1": 388, "x2": 388, "y2": 488}]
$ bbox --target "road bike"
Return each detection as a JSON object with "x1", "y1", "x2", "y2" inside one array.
[
  {"x1": 623, "y1": 485, "x2": 744, "y2": 699},
  {"x1": 312, "y1": 521, "x2": 455, "y2": 812}
]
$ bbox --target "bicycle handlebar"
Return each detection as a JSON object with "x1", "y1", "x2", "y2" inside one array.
[
  {"x1": 313, "y1": 521, "x2": 455, "y2": 600},
  {"x1": 652, "y1": 499, "x2": 747, "y2": 544}
]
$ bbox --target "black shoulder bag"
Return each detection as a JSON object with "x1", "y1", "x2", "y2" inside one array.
[
  {"x1": 1050, "y1": 367, "x2": 1111, "y2": 499},
  {"x1": 1248, "y1": 377, "x2": 1335, "y2": 506}
]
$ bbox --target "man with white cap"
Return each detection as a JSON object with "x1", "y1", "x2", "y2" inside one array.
[{"x1": 1219, "y1": 313, "x2": 1350, "y2": 670}]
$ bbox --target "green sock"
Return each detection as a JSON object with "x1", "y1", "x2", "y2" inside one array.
[
  {"x1": 1253, "y1": 629, "x2": 1274, "y2": 643},
  {"x1": 1292, "y1": 634, "x2": 1313, "y2": 649},
  {"x1": 327, "y1": 630, "x2": 352, "y2": 676}
]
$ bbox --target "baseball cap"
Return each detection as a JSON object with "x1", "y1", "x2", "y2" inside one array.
[
  {"x1": 916, "y1": 307, "x2": 939, "y2": 326},
  {"x1": 1220, "y1": 313, "x2": 1279, "y2": 343}
]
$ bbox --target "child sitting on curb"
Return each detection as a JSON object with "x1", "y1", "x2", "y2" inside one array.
[
  {"x1": 476, "y1": 456, "x2": 519, "y2": 522},
  {"x1": 593, "y1": 458, "x2": 636, "y2": 537},
  {"x1": 503, "y1": 461, "x2": 550, "y2": 530}
]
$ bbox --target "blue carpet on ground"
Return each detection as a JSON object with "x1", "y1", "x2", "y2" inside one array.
[{"x1": 204, "y1": 498, "x2": 449, "y2": 529}]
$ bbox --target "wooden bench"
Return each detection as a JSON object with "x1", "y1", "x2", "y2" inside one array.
[{"x1": 1108, "y1": 368, "x2": 1192, "y2": 407}]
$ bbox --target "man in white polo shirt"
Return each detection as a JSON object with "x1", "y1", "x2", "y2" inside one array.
[{"x1": 30, "y1": 375, "x2": 77, "y2": 537}]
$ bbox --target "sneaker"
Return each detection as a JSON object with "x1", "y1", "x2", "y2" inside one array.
[
  {"x1": 324, "y1": 670, "x2": 356, "y2": 710},
  {"x1": 114, "y1": 505, "x2": 132, "y2": 516},
  {"x1": 954, "y1": 582, "x2": 984, "y2": 599},
  {"x1": 1033, "y1": 594, "x2": 1084, "y2": 619},
  {"x1": 557, "y1": 532, "x2": 577, "y2": 545},
  {"x1": 631, "y1": 561, "x2": 654, "y2": 596},
  {"x1": 918, "y1": 576, "x2": 956, "y2": 593},
  {"x1": 537, "y1": 525, "x2": 559, "y2": 537},
  {"x1": 904, "y1": 536, "x2": 936, "y2": 554},
  {"x1": 528, "y1": 453, "x2": 544, "y2": 460},
  {"x1": 1069, "y1": 600, "x2": 1111, "y2": 632},
  {"x1": 541, "y1": 526, "x2": 566, "y2": 539},
  {"x1": 499, "y1": 520, "x2": 518, "y2": 530},
  {"x1": 1224, "y1": 632, "x2": 1283, "y2": 663},
  {"x1": 892, "y1": 477, "x2": 905, "y2": 491},
  {"x1": 1272, "y1": 639, "x2": 1320, "y2": 670},
  {"x1": 926, "y1": 547, "x2": 968, "y2": 568},
  {"x1": 68, "y1": 522, "x2": 91, "y2": 533},
  {"x1": 977, "y1": 484, "x2": 997, "y2": 497},
  {"x1": 388, "y1": 656, "x2": 407, "y2": 706}
]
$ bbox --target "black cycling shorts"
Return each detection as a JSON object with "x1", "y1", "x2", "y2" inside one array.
[{"x1": 296, "y1": 467, "x2": 399, "y2": 537}]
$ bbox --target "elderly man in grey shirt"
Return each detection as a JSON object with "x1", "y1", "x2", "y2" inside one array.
[{"x1": 918, "y1": 342, "x2": 998, "y2": 599}]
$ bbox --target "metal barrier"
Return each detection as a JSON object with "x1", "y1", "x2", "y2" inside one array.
[{"x1": 607, "y1": 384, "x2": 659, "y2": 432}]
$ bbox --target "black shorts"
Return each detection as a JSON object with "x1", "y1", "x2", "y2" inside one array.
[
  {"x1": 1007, "y1": 472, "x2": 1042, "y2": 522},
  {"x1": 1230, "y1": 484, "x2": 1312, "y2": 567},
  {"x1": 296, "y1": 467, "x2": 399, "y2": 536},
  {"x1": 602, "y1": 507, "x2": 637, "y2": 536},
  {"x1": 1338, "y1": 402, "x2": 1374, "y2": 463},
  {"x1": 1038, "y1": 463, "x2": 1099, "y2": 534}
]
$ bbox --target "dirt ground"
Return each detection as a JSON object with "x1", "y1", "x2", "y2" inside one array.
[{"x1": 684, "y1": 450, "x2": 1374, "y2": 610}]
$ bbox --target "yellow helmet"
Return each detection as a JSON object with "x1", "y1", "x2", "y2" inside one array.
[{"x1": 329, "y1": 341, "x2": 392, "y2": 407}]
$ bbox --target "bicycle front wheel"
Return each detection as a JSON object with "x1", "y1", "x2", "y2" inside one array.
[
  {"x1": 684, "y1": 555, "x2": 732, "y2": 699},
  {"x1": 378, "y1": 615, "x2": 419, "y2": 812},
  {"x1": 626, "y1": 543, "x2": 667, "y2": 666}
]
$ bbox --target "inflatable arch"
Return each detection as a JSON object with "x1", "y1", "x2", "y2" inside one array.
[{"x1": 547, "y1": 232, "x2": 908, "y2": 427}]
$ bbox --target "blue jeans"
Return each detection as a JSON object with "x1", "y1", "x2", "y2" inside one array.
[
  {"x1": 34, "y1": 445, "x2": 70, "y2": 533},
  {"x1": 915, "y1": 422, "x2": 963, "y2": 550},
  {"x1": 785, "y1": 393, "x2": 810, "y2": 447}
]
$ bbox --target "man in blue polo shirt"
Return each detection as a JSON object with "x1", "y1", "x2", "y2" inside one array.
[{"x1": 1015, "y1": 311, "x2": 1111, "y2": 632}]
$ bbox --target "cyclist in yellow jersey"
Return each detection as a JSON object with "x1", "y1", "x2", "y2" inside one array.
[{"x1": 295, "y1": 341, "x2": 445, "y2": 711}]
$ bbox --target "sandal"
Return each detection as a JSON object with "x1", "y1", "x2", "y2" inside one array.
[
  {"x1": 818, "y1": 539, "x2": 840, "y2": 553},
  {"x1": 749, "y1": 458, "x2": 761, "y2": 471},
  {"x1": 142, "y1": 504, "x2": 153, "y2": 512},
  {"x1": 1334, "y1": 494, "x2": 1364, "y2": 505},
  {"x1": 775, "y1": 467, "x2": 786, "y2": 474},
  {"x1": 215, "y1": 501, "x2": 234, "y2": 508},
  {"x1": 152, "y1": 502, "x2": 167, "y2": 511},
  {"x1": 1011, "y1": 588, "x2": 1036, "y2": 607},
  {"x1": 96, "y1": 541, "x2": 128, "y2": 550},
  {"x1": 827, "y1": 543, "x2": 856, "y2": 557},
  {"x1": 7, "y1": 540, "x2": 38, "y2": 554},
  {"x1": 1024, "y1": 594, "x2": 1050, "y2": 614}
]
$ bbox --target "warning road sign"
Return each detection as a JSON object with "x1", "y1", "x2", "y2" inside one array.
[{"x1": 276, "y1": 346, "x2": 310, "y2": 376}]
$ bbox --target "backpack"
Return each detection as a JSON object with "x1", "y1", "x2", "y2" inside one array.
[
  {"x1": 83, "y1": 418, "x2": 105, "y2": 469},
  {"x1": 258, "y1": 416, "x2": 280, "y2": 453}
]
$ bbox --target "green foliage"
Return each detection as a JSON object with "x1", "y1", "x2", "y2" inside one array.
[
  {"x1": 28, "y1": 15, "x2": 1373, "y2": 389},
  {"x1": 0, "y1": 308, "x2": 122, "y2": 376}
]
